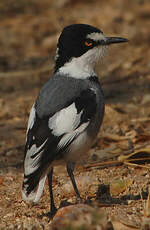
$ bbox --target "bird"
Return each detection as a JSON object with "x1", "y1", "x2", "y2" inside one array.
[{"x1": 22, "y1": 23, "x2": 128, "y2": 216}]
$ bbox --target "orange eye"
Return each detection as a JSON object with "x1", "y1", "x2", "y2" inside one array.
[{"x1": 85, "y1": 41, "x2": 93, "y2": 47}]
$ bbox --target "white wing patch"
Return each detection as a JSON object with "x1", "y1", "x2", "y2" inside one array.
[
  {"x1": 58, "y1": 122, "x2": 89, "y2": 149},
  {"x1": 27, "y1": 103, "x2": 36, "y2": 132},
  {"x1": 48, "y1": 103, "x2": 83, "y2": 136},
  {"x1": 48, "y1": 102, "x2": 89, "y2": 150},
  {"x1": 24, "y1": 139, "x2": 47, "y2": 176}
]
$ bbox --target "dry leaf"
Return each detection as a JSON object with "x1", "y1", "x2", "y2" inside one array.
[
  {"x1": 118, "y1": 148, "x2": 150, "y2": 166},
  {"x1": 112, "y1": 220, "x2": 138, "y2": 230},
  {"x1": 103, "y1": 133, "x2": 129, "y2": 142},
  {"x1": 110, "y1": 179, "x2": 133, "y2": 196},
  {"x1": 141, "y1": 186, "x2": 150, "y2": 229}
]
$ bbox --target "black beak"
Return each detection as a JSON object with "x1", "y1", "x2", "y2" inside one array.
[{"x1": 104, "y1": 37, "x2": 128, "y2": 45}]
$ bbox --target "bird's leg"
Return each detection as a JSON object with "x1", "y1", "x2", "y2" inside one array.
[
  {"x1": 47, "y1": 167, "x2": 57, "y2": 216},
  {"x1": 66, "y1": 162, "x2": 82, "y2": 203}
]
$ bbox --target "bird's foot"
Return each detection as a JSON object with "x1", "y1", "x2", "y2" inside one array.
[
  {"x1": 48, "y1": 206, "x2": 57, "y2": 219},
  {"x1": 76, "y1": 196, "x2": 83, "y2": 204}
]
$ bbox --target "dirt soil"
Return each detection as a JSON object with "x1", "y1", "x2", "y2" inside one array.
[{"x1": 0, "y1": 0, "x2": 150, "y2": 229}]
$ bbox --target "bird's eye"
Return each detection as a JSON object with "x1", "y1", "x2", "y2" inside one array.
[{"x1": 85, "y1": 40, "x2": 93, "y2": 47}]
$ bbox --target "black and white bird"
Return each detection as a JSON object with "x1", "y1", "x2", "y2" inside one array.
[{"x1": 22, "y1": 24, "x2": 128, "y2": 215}]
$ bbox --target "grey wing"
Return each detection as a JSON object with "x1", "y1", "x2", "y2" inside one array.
[{"x1": 22, "y1": 80, "x2": 100, "y2": 203}]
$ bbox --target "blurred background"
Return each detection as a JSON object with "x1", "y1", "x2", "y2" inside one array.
[
  {"x1": 1, "y1": 0, "x2": 150, "y2": 164},
  {"x1": 0, "y1": 0, "x2": 150, "y2": 228}
]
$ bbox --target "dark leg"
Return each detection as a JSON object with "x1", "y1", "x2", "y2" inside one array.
[
  {"x1": 66, "y1": 162, "x2": 82, "y2": 202},
  {"x1": 47, "y1": 167, "x2": 57, "y2": 216}
]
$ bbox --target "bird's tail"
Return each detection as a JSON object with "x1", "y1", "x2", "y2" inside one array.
[{"x1": 22, "y1": 173, "x2": 47, "y2": 203}]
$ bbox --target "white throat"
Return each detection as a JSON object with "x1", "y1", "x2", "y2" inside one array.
[{"x1": 58, "y1": 46, "x2": 106, "y2": 79}]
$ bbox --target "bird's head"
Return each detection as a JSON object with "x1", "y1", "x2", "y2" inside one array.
[{"x1": 54, "y1": 24, "x2": 128, "y2": 78}]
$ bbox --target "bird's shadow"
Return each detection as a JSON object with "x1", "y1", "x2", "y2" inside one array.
[
  {"x1": 96, "y1": 183, "x2": 148, "y2": 205},
  {"x1": 39, "y1": 183, "x2": 148, "y2": 220}
]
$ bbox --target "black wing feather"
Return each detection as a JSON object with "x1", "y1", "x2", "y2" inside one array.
[{"x1": 23, "y1": 77, "x2": 99, "y2": 197}]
